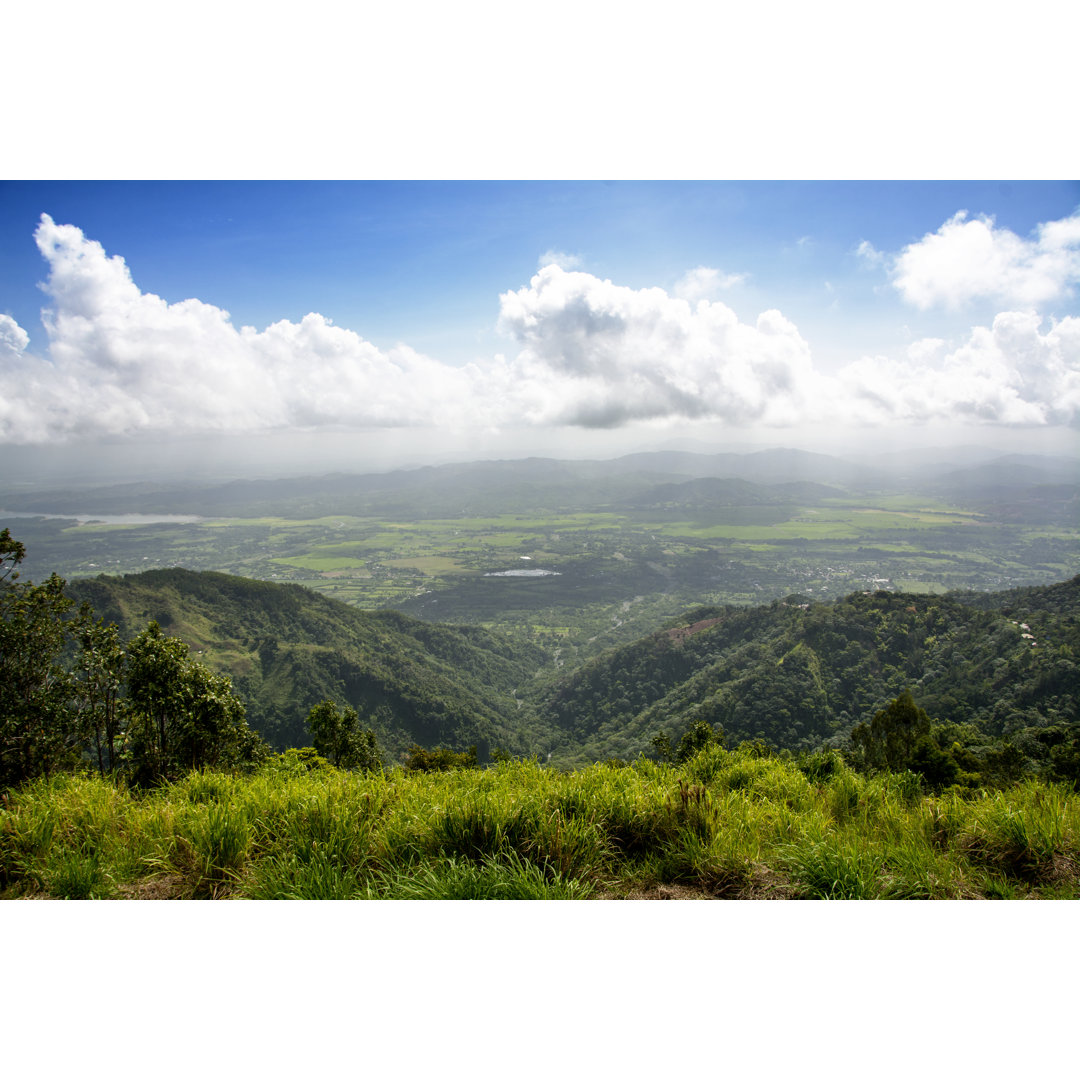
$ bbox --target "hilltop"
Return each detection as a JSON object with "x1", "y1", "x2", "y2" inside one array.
[{"x1": 68, "y1": 568, "x2": 552, "y2": 762}]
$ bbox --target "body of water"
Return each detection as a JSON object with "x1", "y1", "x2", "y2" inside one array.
[
  {"x1": 483, "y1": 568, "x2": 562, "y2": 577},
  {"x1": 0, "y1": 509, "x2": 206, "y2": 525}
]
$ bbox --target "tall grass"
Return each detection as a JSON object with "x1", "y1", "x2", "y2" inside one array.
[{"x1": 2, "y1": 757, "x2": 1078, "y2": 900}]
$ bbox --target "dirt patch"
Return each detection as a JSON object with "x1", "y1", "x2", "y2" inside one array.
[
  {"x1": 116, "y1": 874, "x2": 189, "y2": 900},
  {"x1": 665, "y1": 617, "x2": 721, "y2": 645},
  {"x1": 597, "y1": 864, "x2": 797, "y2": 900},
  {"x1": 619, "y1": 884, "x2": 715, "y2": 900}
]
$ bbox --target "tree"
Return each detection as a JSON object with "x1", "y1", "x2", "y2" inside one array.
[
  {"x1": 125, "y1": 622, "x2": 192, "y2": 782},
  {"x1": 0, "y1": 552, "x2": 81, "y2": 786},
  {"x1": 171, "y1": 663, "x2": 252, "y2": 772},
  {"x1": 674, "y1": 719, "x2": 725, "y2": 763},
  {"x1": 305, "y1": 699, "x2": 382, "y2": 771},
  {"x1": 651, "y1": 730, "x2": 675, "y2": 763},
  {"x1": 849, "y1": 690, "x2": 931, "y2": 774},
  {"x1": 907, "y1": 733, "x2": 960, "y2": 790},
  {"x1": 125, "y1": 622, "x2": 259, "y2": 782},
  {"x1": 0, "y1": 528, "x2": 26, "y2": 583}
]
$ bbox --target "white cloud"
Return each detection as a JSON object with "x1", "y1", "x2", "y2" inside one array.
[
  {"x1": 3, "y1": 215, "x2": 1080, "y2": 446},
  {"x1": 0, "y1": 215, "x2": 479, "y2": 444},
  {"x1": 0, "y1": 314, "x2": 30, "y2": 357},
  {"x1": 673, "y1": 266, "x2": 747, "y2": 302},
  {"x1": 891, "y1": 210, "x2": 1080, "y2": 310}
]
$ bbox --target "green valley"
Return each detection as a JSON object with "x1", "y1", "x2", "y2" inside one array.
[{"x1": 4, "y1": 450, "x2": 1078, "y2": 663}]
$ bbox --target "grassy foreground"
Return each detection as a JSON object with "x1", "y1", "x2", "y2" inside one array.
[{"x1": 3, "y1": 750, "x2": 1078, "y2": 900}]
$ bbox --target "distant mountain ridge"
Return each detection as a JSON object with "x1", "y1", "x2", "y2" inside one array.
[{"x1": 8, "y1": 446, "x2": 1075, "y2": 521}]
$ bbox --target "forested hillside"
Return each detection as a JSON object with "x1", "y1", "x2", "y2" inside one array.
[
  {"x1": 68, "y1": 569, "x2": 552, "y2": 761},
  {"x1": 539, "y1": 577, "x2": 1080, "y2": 769}
]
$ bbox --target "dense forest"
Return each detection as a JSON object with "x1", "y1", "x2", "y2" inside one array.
[{"x1": 540, "y1": 579, "x2": 1080, "y2": 771}]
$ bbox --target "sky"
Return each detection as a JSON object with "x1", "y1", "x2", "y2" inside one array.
[{"x1": 2, "y1": 180, "x2": 1079, "y2": 479}]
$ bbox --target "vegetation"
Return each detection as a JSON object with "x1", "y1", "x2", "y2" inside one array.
[
  {"x1": 1, "y1": 531, "x2": 265, "y2": 789},
  {"x1": 2, "y1": 749, "x2": 1077, "y2": 900},
  {"x1": 65, "y1": 567, "x2": 552, "y2": 759},
  {"x1": 305, "y1": 699, "x2": 382, "y2": 771},
  {"x1": 540, "y1": 579, "x2": 1080, "y2": 768}
]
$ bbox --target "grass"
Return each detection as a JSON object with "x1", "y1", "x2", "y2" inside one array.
[{"x1": 2, "y1": 754, "x2": 1078, "y2": 900}]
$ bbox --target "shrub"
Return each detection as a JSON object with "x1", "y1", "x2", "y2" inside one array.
[
  {"x1": 403, "y1": 745, "x2": 478, "y2": 772},
  {"x1": 46, "y1": 843, "x2": 115, "y2": 899},
  {"x1": 781, "y1": 838, "x2": 885, "y2": 899}
]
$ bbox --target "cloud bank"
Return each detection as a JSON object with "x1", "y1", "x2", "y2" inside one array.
[
  {"x1": 838, "y1": 312, "x2": 1080, "y2": 426},
  {"x1": 1, "y1": 213, "x2": 1078, "y2": 445}
]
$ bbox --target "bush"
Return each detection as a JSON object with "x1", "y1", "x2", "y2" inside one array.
[{"x1": 403, "y1": 745, "x2": 478, "y2": 772}]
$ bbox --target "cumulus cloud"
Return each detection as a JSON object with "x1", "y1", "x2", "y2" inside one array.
[
  {"x1": 0, "y1": 214, "x2": 478, "y2": 444},
  {"x1": 0, "y1": 314, "x2": 30, "y2": 357},
  {"x1": 497, "y1": 264, "x2": 817, "y2": 428},
  {"x1": 892, "y1": 210, "x2": 1080, "y2": 310},
  {"x1": 837, "y1": 312, "x2": 1080, "y2": 426}
]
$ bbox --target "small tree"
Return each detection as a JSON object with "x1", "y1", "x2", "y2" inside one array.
[
  {"x1": 125, "y1": 622, "x2": 192, "y2": 782},
  {"x1": 651, "y1": 730, "x2": 675, "y2": 763},
  {"x1": 674, "y1": 719, "x2": 725, "y2": 763},
  {"x1": 305, "y1": 700, "x2": 382, "y2": 771},
  {"x1": 0, "y1": 528, "x2": 26, "y2": 583}
]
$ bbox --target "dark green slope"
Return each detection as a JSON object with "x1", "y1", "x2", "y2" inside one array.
[
  {"x1": 68, "y1": 569, "x2": 553, "y2": 761},
  {"x1": 537, "y1": 578, "x2": 1080, "y2": 766}
]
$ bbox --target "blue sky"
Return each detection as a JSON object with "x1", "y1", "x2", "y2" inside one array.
[
  {"x1": 3, "y1": 181, "x2": 1080, "y2": 474},
  {"x1": 4, "y1": 180, "x2": 1077, "y2": 363}
]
